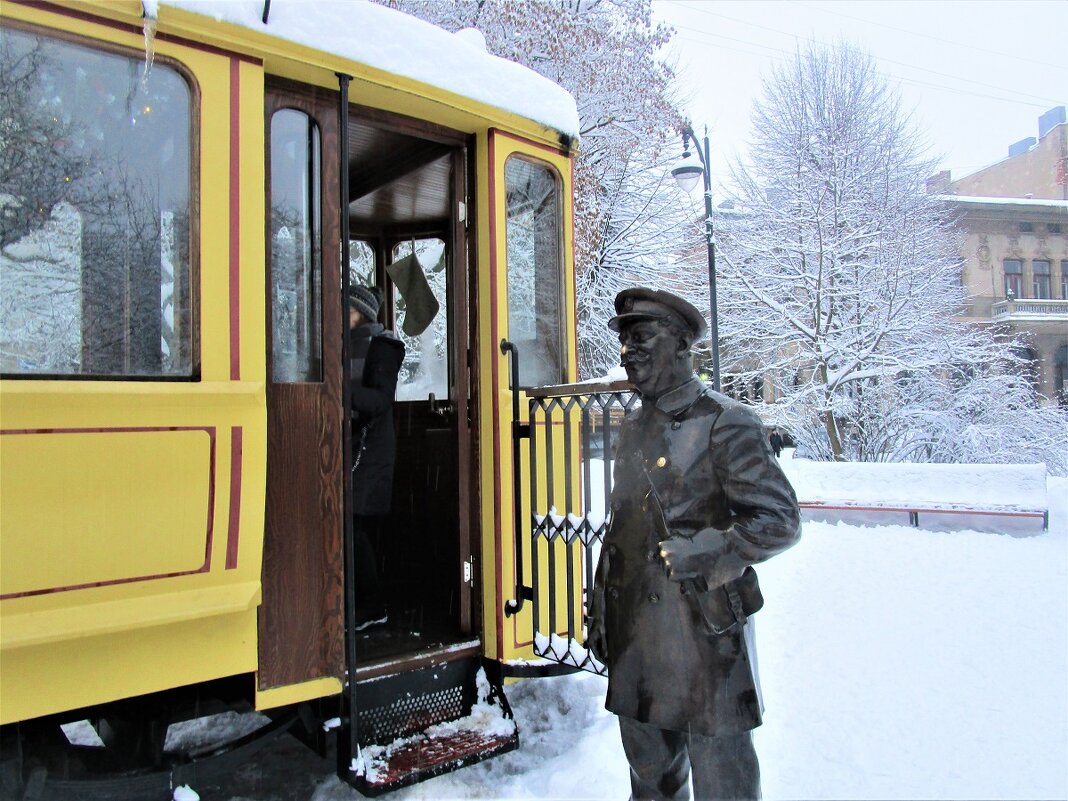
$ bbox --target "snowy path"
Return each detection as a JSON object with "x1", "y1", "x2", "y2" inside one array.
[{"x1": 307, "y1": 478, "x2": 1067, "y2": 801}]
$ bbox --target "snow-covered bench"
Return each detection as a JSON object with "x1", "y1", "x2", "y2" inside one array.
[{"x1": 780, "y1": 459, "x2": 1049, "y2": 534}]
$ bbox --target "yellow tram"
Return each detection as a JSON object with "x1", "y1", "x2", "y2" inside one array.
[{"x1": 0, "y1": 0, "x2": 618, "y2": 794}]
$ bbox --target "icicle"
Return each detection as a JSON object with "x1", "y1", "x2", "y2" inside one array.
[{"x1": 141, "y1": 1, "x2": 158, "y2": 88}]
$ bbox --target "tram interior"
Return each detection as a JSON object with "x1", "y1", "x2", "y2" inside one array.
[{"x1": 346, "y1": 118, "x2": 470, "y2": 663}]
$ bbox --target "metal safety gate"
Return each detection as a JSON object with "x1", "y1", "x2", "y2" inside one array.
[{"x1": 501, "y1": 344, "x2": 637, "y2": 676}]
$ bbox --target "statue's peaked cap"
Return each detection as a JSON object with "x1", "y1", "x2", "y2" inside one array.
[{"x1": 608, "y1": 287, "x2": 707, "y2": 340}]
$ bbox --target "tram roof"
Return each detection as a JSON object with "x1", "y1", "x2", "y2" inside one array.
[{"x1": 156, "y1": 0, "x2": 581, "y2": 141}]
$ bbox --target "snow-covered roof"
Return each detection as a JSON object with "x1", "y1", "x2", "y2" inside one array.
[
  {"x1": 158, "y1": 0, "x2": 580, "y2": 139},
  {"x1": 937, "y1": 194, "x2": 1068, "y2": 210}
]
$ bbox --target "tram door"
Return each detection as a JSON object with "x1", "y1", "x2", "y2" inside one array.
[
  {"x1": 260, "y1": 83, "x2": 346, "y2": 692},
  {"x1": 346, "y1": 113, "x2": 474, "y2": 661}
]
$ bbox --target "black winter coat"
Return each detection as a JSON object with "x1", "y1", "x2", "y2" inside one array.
[
  {"x1": 590, "y1": 376, "x2": 800, "y2": 737},
  {"x1": 349, "y1": 324, "x2": 405, "y2": 516}
]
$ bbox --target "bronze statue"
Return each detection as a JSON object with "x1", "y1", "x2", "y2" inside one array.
[{"x1": 587, "y1": 287, "x2": 801, "y2": 801}]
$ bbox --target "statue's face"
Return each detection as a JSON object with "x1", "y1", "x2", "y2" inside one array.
[{"x1": 618, "y1": 318, "x2": 685, "y2": 399}]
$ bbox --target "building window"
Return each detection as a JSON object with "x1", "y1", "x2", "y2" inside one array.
[
  {"x1": 1048, "y1": 223, "x2": 1062, "y2": 234},
  {"x1": 1032, "y1": 260, "x2": 1051, "y2": 299},
  {"x1": 751, "y1": 376, "x2": 765, "y2": 403},
  {"x1": 722, "y1": 374, "x2": 740, "y2": 400},
  {"x1": 1003, "y1": 259, "x2": 1024, "y2": 299},
  {"x1": 0, "y1": 27, "x2": 194, "y2": 377},
  {"x1": 1056, "y1": 345, "x2": 1068, "y2": 407},
  {"x1": 1018, "y1": 222, "x2": 1034, "y2": 233},
  {"x1": 269, "y1": 108, "x2": 322, "y2": 383},
  {"x1": 505, "y1": 156, "x2": 565, "y2": 387},
  {"x1": 1014, "y1": 346, "x2": 1040, "y2": 394},
  {"x1": 1061, "y1": 261, "x2": 1068, "y2": 300}
]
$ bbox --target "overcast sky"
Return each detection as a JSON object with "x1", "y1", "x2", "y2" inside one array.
[{"x1": 651, "y1": 0, "x2": 1068, "y2": 194}]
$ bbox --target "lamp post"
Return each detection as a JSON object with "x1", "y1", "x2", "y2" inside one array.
[{"x1": 671, "y1": 125, "x2": 721, "y2": 393}]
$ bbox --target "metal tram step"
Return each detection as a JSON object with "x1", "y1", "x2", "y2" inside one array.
[{"x1": 344, "y1": 656, "x2": 518, "y2": 796}]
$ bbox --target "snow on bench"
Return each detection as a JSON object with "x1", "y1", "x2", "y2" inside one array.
[{"x1": 779, "y1": 458, "x2": 1049, "y2": 533}]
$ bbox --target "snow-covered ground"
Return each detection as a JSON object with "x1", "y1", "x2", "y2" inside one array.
[{"x1": 307, "y1": 472, "x2": 1068, "y2": 801}]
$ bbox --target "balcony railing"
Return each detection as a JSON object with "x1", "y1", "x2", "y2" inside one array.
[{"x1": 991, "y1": 298, "x2": 1068, "y2": 321}]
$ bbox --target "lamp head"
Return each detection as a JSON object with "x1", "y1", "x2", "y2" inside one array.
[{"x1": 671, "y1": 148, "x2": 704, "y2": 194}]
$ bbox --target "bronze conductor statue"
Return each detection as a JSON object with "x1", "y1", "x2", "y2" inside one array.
[{"x1": 587, "y1": 288, "x2": 801, "y2": 801}]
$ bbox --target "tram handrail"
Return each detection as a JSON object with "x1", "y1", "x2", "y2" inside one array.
[{"x1": 500, "y1": 340, "x2": 532, "y2": 617}]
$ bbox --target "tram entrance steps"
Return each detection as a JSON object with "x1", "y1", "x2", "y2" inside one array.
[{"x1": 343, "y1": 657, "x2": 518, "y2": 796}]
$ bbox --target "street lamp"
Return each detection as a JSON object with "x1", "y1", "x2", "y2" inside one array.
[{"x1": 671, "y1": 124, "x2": 721, "y2": 393}]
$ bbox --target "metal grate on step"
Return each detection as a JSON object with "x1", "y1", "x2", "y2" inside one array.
[
  {"x1": 345, "y1": 657, "x2": 519, "y2": 796},
  {"x1": 358, "y1": 684, "x2": 465, "y2": 743}
]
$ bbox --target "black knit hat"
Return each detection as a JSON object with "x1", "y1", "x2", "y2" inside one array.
[{"x1": 347, "y1": 285, "x2": 383, "y2": 321}]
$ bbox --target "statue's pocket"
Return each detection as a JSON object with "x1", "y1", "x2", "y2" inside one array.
[{"x1": 688, "y1": 566, "x2": 764, "y2": 635}]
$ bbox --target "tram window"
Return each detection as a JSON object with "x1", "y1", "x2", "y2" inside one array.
[
  {"x1": 505, "y1": 157, "x2": 566, "y2": 387},
  {"x1": 269, "y1": 109, "x2": 322, "y2": 383},
  {"x1": 349, "y1": 239, "x2": 376, "y2": 287},
  {"x1": 391, "y1": 239, "x2": 448, "y2": 401},
  {"x1": 0, "y1": 27, "x2": 193, "y2": 378}
]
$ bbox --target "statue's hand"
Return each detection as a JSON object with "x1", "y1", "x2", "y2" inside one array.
[
  {"x1": 657, "y1": 536, "x2": 703, "y2": 582},
  {"x1": 659, "y1": 527, "x2": 745, "y2": 586}
]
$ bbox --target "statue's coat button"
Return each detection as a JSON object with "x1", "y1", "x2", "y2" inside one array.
[
  {"x1": 656, "y1": 456, "x2": 667, "y2": 468},
  {"x1": 648, "y1": 593, "x2": 660, "y2": 603}
]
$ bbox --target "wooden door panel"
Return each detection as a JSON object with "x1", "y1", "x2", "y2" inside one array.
[{"x1": 260, "y1": 82, "x2": 344, "y2": 690}]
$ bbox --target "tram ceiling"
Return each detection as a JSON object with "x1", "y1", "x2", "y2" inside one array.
[{"x1": 347, "y1": 121, "x2": 453, "y2": 228}]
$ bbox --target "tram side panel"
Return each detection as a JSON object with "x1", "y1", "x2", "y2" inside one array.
[{"x1": 0, "y1": 6, "x2": 267, "y2": 725}]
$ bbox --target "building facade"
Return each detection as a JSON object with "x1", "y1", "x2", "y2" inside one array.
[
  {"x1": 948, "y1": 105, "x2": 1067, "y2": 202},
  {"x1": 934, "y1": 107, "x2": 1068, "y2": 406}
]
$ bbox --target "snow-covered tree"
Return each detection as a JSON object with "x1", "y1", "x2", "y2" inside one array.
[
  {"x1": 888, "y1": 362, "x2": 1067, "y2": 474},
  {"x1": 718, "y1": 42, "x2": 1065, "y2": 472},
  {"x1": 0, "y1": 37, "x2": 86, "y2": 250},
  {"x1": 578, "y1": 136, "x2": 707, "y2": 377},
  {"x1": 377, "y1": 0, "x2": 697, "y2": 377}
]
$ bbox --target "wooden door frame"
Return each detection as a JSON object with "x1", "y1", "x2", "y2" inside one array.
[
  {"x1": 345, "y1": 104, "x2": 480, "y2": 640},
  {"x1": 451, "y1": 143, "x2": 475, "y2": 633}
]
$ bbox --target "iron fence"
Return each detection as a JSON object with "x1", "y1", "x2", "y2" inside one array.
[{"x1": 513, "y1": 382, "x2": 638, "y2": 676}]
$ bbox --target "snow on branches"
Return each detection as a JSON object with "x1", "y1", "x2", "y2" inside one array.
[
  {"x1": 717, "y1": 43, "x2": 1065, "y2": 472},
  {"x1": 379, "y1": 0, "x2": 696, "y2": 377}
]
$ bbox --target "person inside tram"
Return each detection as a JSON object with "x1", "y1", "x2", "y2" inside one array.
[{"x1": 347, "y1": 285, "x2": 405, "y2": 630}]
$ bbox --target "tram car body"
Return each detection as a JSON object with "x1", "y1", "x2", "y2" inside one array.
[{"x1": 0, "y1": 1, "x2": 599, "y2": 793}]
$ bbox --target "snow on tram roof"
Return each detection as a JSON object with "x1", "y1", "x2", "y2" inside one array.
[{"x1": 156, "y1": 0, "x2": 580, "y2": 140}]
